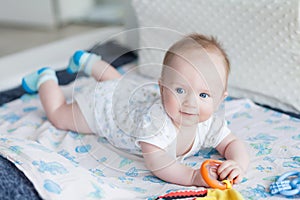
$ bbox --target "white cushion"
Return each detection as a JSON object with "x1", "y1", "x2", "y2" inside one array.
[{"x1": 131, "y1": 0, "x2": 300, "y2": 114}]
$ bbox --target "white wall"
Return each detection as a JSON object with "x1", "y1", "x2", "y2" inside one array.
[
  {"x1": 0, "y1": 0, "x2": 94, "y2": 28},
  {"x1": 0, "y1": 0, "x2": 56, "y2": 27},
  {"x1": 57, "y1": 0, "x2": 94, "y2": 24}
]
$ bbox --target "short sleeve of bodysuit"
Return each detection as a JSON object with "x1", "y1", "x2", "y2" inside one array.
[{"x1": 135, "y1": 109, "x2": 177, "y2": 158}]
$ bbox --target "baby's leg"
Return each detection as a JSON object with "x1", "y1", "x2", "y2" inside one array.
[
  {"x1": 90, "y1": 59, "x2": 121, "y2": 82},
  {"x1": 67, "y1": 50, "x2": 121, "y2": 82},
  {"x1": 39, "y1": 81, "x2": 92, "y2": 134},
  {"x1": 22, "y1": 68, "x2": 92, "y2": 134}
]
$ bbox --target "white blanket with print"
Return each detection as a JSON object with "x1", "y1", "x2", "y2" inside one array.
[{"x1": 0, "y1": 76, "x2": 300, "y2": 200}]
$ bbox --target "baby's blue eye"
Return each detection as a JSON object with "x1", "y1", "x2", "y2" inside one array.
[
  {"x1": 175, "y1": 88, "x2": 185, "y2": 94},
  {"x1": 199, "y1": 93, "x2": 209, "y2": 98}
]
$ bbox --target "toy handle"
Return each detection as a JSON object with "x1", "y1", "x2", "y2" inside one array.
[{"x1": 200, "y1": 159, "x2": 233, "y2": 190}]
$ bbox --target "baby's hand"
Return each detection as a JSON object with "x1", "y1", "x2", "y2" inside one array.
[{"x1": 217, "y1": 160, "x2": 244, "y2": 184}]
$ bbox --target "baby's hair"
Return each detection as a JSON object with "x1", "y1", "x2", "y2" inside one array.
[{"x1": 162, "y1": 33, "x2": 230, "y2": 78}]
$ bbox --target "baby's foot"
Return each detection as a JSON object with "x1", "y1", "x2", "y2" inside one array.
[
  {"x1": 66, "y1": 50, "x2": 101, "y2": 75},
  {"x1": 22, "y1": 67, "x2": 57, "y2": 94}
]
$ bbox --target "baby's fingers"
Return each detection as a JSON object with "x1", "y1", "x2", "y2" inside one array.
[
  {"x1": 218, "y1": 161, "x2": 243, "y2": 181},
  {"x1": 217, "y1": 161, "x2": 235, "y2": 179},
  {"x1": 232, "y1": 174, "x2": 242, "y2": 184},
  {"x1": 218, "y1": 165, "x2": 235, "y2": 180},
  {"x1": 227, "y1": 168, "x2": 242, "y2": 183}
]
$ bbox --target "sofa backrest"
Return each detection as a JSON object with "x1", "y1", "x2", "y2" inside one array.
[{"x1": 131, "y1": 0, "x2": 300, "y2": 114}]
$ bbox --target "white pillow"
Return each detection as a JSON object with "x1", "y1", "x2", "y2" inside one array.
[{"x1": 131, "y1": 0, "x2": 300, "y2": 114}]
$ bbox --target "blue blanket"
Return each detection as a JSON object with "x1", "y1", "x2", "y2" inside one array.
[{"x1": 0, "y1": 155, "x2": 41, "y2": 200}]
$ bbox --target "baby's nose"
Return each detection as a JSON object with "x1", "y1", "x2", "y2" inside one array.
[{"x1": 182, "y1": 92, "x2": 198, "y2": 107}]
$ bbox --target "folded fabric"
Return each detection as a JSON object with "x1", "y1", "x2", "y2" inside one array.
[{"x1": 204, "y1": 188, "x2": 244, "y2": 200}]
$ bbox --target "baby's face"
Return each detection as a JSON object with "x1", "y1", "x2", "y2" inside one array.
[{"x1": 159, "y1": 50, "x2": 227, "y2": 127}]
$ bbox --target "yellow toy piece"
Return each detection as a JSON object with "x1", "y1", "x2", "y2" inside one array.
[
  {"x1": 221, "y1": 180, "x2": 232, "y2": 189},
  {"x1": 194, "y1": 188, "x2": 244, "y2": 200}
]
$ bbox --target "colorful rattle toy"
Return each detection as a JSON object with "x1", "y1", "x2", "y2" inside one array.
[
  {"x1": 269, "y1": 171, "x2": 300, "y2": 197},
  {"x1": 200, "y1": 159, "x2": 233, "y2": 190},
  {"x1": 155, "y1": 159, "x2": 239, "y2": 200}
]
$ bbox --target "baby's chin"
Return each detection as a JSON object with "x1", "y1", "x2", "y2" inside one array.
[{"x1": 172, "y1": 117, "x2": 200, "y2": 128}]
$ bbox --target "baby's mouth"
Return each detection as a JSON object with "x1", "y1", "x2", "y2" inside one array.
[{"x1": 180, "y1": 111, "x2": 198, "y2": 116}]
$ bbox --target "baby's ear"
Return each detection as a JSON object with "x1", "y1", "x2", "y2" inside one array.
[{"x1": 158, "y1": 78, "x2": 163, "y2": 93}]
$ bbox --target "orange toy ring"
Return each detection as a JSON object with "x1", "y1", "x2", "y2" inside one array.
[{"x1": 200, "y1": 159, "x2": 233, "y2": 190}]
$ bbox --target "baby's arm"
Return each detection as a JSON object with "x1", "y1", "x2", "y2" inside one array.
[
  {"x1": 140, "y1": 141, "x2": 207, "y2": 187},
  {"x1": 216, "y1": 133, "x2": 249, "y2": 183}
]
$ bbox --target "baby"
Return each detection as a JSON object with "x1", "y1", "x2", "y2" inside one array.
[{"x1": 22, "y1": 33, "x2": 249, "y2": 187}]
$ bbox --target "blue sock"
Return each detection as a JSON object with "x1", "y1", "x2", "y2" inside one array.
[
  {"x1": 66, "y1": 50, "x2": 101, "y2": 75},
  {"x1": 22, "y1": 67, "x2": 58, "y2": 94},
  {"x1": 66, "y1": 50, "x2": 84, "y2": 74}
]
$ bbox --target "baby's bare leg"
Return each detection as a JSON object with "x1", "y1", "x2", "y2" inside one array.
[
  {"x1": 90, "y1": 60, "x2": 121, "y2": 82},
  {"x1": 39, "y1": 80, "x2": 92, "y2": 134}
]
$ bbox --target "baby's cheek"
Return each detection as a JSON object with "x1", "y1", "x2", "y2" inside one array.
[
  {"x1": 163, "y1": 96, "x2": 179, "y2": 116},
  {"x1": 199, "y1": 104, "x2": 214, "y2": 121},
  {"x1": 165, "y1": 98, "x2": 177, "y2": 113}
]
